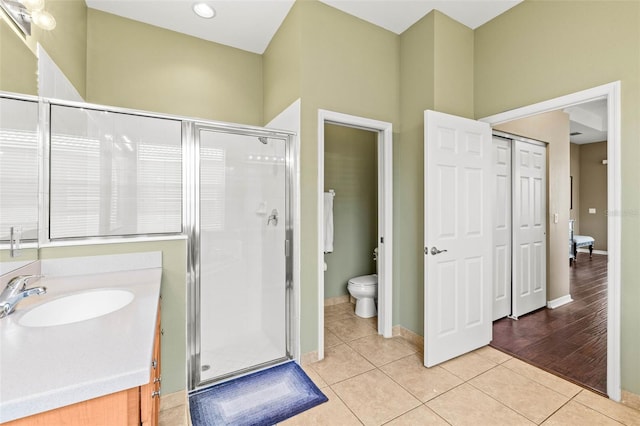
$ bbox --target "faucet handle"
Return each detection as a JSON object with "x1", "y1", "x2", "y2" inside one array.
[{"x1": 8, "y1": 274, "x2": 44, "y2": 290}]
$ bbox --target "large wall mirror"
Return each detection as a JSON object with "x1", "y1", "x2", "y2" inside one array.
[{"x1": 0, "y1": 95, "x2": 40, "y2": 275}]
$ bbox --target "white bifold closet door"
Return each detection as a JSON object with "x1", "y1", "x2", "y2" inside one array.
[
  {"x1": 492, "y1": 137, "x2": 512, "y2": 320},
  {"x1": 512, "y1": 140, "x2": 547, "y2": 318}
]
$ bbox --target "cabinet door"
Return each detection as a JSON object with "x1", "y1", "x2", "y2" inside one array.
[
  {"x1": 3, "y1": 389, "x2": 139, "y2": 426},
  {"x1": 141, "y1": 303, "x2": 161, "y2": 426}
]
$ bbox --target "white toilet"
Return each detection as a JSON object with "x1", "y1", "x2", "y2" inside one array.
[{"x1": 347, "y1": 248, "x2": 378, "y2": 318}]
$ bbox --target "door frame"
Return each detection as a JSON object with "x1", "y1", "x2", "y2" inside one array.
[
  {"x1": 479, "y1": 81, "x2": 621, "y2": 401},
  {"x1": 317, "y1": 109, "x2": 393, "y2": 360}
]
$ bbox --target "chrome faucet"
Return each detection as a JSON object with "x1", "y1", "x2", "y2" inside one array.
[{"x1": 0, "y1": 275, "x2": 46, "y2": 318}]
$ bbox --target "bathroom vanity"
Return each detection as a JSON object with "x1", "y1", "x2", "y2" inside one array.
[{"x1": 0, "y1": 253, "x2": 162, "y2": 425}]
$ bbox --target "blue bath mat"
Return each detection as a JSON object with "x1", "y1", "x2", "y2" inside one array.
[{"x1": 189, "y1": 361, "x2": 328, "y2": 426}]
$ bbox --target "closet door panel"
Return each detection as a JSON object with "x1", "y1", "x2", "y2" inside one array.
[
  {"x1": 492, "y1": 137, "x2": 512, "y2": 320},
  {"x1": 512, "y1": 140, "x2": 547, "y2": 318}
]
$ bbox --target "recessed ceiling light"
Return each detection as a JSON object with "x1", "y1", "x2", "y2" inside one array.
[{"x1": 193, "y1": 2, "x2": 216, "y2": 19}]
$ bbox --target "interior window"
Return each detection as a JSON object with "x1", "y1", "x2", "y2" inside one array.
[{"x1": 49, "y1": 105, "x2": 182, "y2": 239}]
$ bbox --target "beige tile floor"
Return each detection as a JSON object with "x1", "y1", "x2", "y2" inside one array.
[
  {"x1": 160, "y1": 301, "x2": 640, "y2": 426},
  {"x1": 283, "y1": 302, "x2": 640, "y2": 426}
]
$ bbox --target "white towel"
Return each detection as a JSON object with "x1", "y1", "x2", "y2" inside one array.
[{"x1": 324, "y1": 192, "x2": 334, "y2": 253}]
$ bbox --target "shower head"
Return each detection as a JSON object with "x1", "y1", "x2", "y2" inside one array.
[{"x1": 258, "y1": 136, "x2": 268, "y2": 145}]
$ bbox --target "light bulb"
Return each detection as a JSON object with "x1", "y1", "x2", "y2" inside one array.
[
  {"x1": 31, "y1": 10, "x2": 56, "y2": 30},
  {"x1": 193, "y1": 2, "x2": 215, "y2": 19}
]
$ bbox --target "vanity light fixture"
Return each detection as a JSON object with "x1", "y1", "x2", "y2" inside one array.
[
  {"x1": 193, "y1": 2, "x2": 215, "y2": 19},
  {"x1": 30, "y1": 9, "x2": 56, "y2": 30},
  {"x1": 0, "y1": 0, "x2": 56, "y2": 34}
]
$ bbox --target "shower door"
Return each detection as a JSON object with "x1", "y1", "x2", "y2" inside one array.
[{"x1": 193, "y1": 125, "x2": 292, "y2": 386}]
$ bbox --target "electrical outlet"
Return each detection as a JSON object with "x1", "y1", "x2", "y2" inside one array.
[{"x1": 589, "y1": 208, "x2": 596, "y2": 214}]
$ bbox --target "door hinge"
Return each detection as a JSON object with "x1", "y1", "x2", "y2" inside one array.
[
  {"x1": 285, "y1": 240, "x2": 290, "y2": 257},
  {"x1": 424, "y1": 246, "x2": 428, "y2": 255},
  {"x1": 380, "y1": 236, "x2": 384, "y2": 243}
]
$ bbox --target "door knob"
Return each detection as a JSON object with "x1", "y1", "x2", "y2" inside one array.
[{"x1": 430, "y1": 247, "x2": 448, "y2": 255}]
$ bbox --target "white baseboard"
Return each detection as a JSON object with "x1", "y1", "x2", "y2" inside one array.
[
  {"x1": 577, "y1": 248, "x2": 608, "y2": 255},
  {"x1": 547, "y1": 295, "x2": 573, "y2": 309}
]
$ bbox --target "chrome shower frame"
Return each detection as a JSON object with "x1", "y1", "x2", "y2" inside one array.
[{"x1": 186, "y1": 121, "x2": 296, "y2": 390}]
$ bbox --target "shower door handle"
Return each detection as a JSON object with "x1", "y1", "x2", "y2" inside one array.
[{"x1": 267, "y1": 209, "x2": 279, "y2": 226}]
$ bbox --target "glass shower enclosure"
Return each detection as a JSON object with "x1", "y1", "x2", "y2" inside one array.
[{"x1": 188, "y1": 123, "x2": 294, "y2": 388}]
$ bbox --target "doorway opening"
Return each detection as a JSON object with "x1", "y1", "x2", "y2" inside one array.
[
  {"x1": 481, "y1": 82, "x2": 620, "y2": 400},
  {"x1": 317, "y1": 110, "x2": 393, "y2": 360},
  {"x1": 490, "y1": 99, "x2": 609, "y2": 395}
]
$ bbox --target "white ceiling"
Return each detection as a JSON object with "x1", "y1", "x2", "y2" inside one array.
[
  {"x1": 320, "y1": 0, "x2": 522, "y2": 34},
  {"x1": 85, "y1": 0, "x2": 523, "y2": 54},
  {"x1": 564, "y1": 99, "x2": 608, "y2": 144}
]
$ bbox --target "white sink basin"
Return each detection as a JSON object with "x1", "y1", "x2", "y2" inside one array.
[{"x1": 19, "y1": 289, "x2": 135, "y2": 327}]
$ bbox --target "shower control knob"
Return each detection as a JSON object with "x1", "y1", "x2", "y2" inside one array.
[{"x1": 430, "y1": 247, "x2": 448, "y2": 255}]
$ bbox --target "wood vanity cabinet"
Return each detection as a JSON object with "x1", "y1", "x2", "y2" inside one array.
[
  {"x1": 4, "y1": 303, "x2": 162, "y2": 426},
  {"x1": 141, "y1": 303, "x2": 162, "y2": 426}
]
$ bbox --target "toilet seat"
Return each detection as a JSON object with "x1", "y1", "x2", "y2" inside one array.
[{"x1": 348, "y1": 274, "x2": 377, "y2": 287}]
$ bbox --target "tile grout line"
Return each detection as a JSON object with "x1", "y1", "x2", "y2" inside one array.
[
  {"x1": 319, "y1": 321, "x2": 425, "y2": 425},
  {"x1": 498, "y1": 357, "x2": 583, "y2": 399},
  {"x1": 569, "y1": 393, "x2": 629, "y2": 425},
  {"x1": 537, "y1": 393, "x2": 579, "y2": 425},
  {"x1": 463, "y1": 370, "x2": 542, "y2": 424},
  {"x1": 326, "y1": 378, "x2": 365, "y2": 425}
]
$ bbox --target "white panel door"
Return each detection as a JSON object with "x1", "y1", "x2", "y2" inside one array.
[
  {"x1": 512, "y1": 140, "x2": 547, "y2": 318},
  {"x1": 424, "y1": 110, "x2": 493, "y2": 367},
  {"x1": 492, "y1": 137, "x2": 512, "y2": 320}
]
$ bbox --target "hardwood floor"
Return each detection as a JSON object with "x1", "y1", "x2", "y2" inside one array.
[{"x1": 491, "y1": 252, "x2": 608, "y2": 395}]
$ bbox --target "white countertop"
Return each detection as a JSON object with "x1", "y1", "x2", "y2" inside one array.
[{"x1": 0, "y1": 266, "x2": 162, "y2": 423}]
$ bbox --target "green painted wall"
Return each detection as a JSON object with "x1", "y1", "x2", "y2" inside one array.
[
  {"x1": 396, "y1": 11, "x2": 474, "y2": 334},
  {"x1": 41, "y1": 0, "x2": 87, "y2": 97},
  {"x1": 86, "y1": 9, "x2": 263, "y2": 125},
  {"x1": 475, "y1": 0, "x2": 640, "y2": 394},
  {"x1": 295, "y1": 0, "x2": 400, "y2": 353},
  {"x1": 263, "y1": 4, "x2": 301, "y2": 123},
  {"x1": 324, "y1": 124, "x2": 378, "y2": 299},
  {"x1": 397, "y1": 12, "x2": 434, "y2": 335},
  {"x1": 39, "y1": 240, "x2": 187, "y2": 394},
  {"x1": 579, "y1": 141, "x2": 608, "y2": 251},
  {"x1": 570, "y1": 143, "x2": 581, "y2": 233},
  {"x1": 0, "y1": 20, "x2": 38, "y2": 94},
  {"x1": 433, "y1": 12, "x2": 474, "y2": 119}
]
